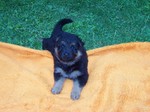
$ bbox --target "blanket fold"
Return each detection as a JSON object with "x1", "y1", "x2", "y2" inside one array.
[{"x1": 0, "y1": 42, "x2": 150, "y2": 112}]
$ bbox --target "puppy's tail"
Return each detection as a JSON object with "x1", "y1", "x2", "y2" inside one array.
[{"x1": 52, "y1": 18, "x2": 73, "y2": 35}]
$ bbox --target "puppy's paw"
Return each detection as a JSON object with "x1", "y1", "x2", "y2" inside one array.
[
  {"x1": 51, "y1": 77, "x2": 65, "y2": 95},
  {"x1": 71, "y1": 91, "x2": 80, "y2": 100},
  {"x1": 51, "y1": 86, "x2": 62, "y2": 94}
]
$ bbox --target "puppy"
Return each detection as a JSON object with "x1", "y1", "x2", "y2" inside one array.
[{"x1": 42, "y1": 18, "x2": 88, "y2": 100}]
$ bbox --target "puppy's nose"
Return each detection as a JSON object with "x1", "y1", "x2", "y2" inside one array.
[
  {"x1": 61, "y1": 52, "x2": 72, "y2": 61},
  {"x1": 63, "y1": 52, "x2": 69, "y2": 57}
]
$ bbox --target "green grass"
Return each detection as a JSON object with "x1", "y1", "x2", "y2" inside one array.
[{"x1": 0, "y1": 0, "x2": 150, "y2": 50}]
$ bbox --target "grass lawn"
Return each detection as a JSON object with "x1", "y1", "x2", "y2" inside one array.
[{"x1": 0, "y1": 0, "x2": 150, "y2": 50}]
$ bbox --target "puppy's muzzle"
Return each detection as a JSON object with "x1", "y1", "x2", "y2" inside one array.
[{"x1": 61, "y1": 50, "x2": 75, "y2": 62}]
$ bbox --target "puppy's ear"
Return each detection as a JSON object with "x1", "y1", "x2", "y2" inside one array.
[
  {"x1": 42, "y1": 38, "x2": 55, "y2": 53},
  {"x1": 79, "y1": 40, "x2": 84, "y2": 46},
  {"x1": 77, "y1": 37, "x2": 85, "y2": 47},
  {"x1": 42, "y1": 38, "x2": 50, "y2": 50}
]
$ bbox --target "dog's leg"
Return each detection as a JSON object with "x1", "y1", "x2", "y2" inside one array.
[
  {"x1": 71, "y1": 79, "x2": 83, "y2": 100},
  {"x1": 51, "y1": 76, "x2": 66, "y2": 94},
  {"x1": 71, "y1": 72, "x2": 88, "y2": 100}
]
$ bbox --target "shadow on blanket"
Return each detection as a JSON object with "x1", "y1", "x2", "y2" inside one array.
[{"x1": 0, "y1": 42, "x2": 150, "y2": 112}]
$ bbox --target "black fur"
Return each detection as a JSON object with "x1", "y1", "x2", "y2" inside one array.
[{"x1": 42, "y1": 18, "x2": 88, "y2": 100}]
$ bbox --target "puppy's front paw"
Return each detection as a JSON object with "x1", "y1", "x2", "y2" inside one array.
[
  {"x1": 51, "y1": 77, "x2": 65, "y2": 95},
  {"x1": 51, "y1": 86, "x2": 62, "y2": 94},
  {"x1": 71, "y1": 91, "x2": 80, "y2": 100}
]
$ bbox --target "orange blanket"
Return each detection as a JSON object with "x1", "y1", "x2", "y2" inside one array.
[{"x1": 0, "y1": 42, "x2": 150, "y2": 112}]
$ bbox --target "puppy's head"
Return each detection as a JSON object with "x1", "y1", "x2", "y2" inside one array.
[
  {"x1": 42, "y1": 18, "x2": 86, "y2": 66},
  {"x1": 42, "y1": 18, "x2": 73, "y2": 52},
  {"x1": 54, "y1": 35, "x2": 84, "y2": 65}
]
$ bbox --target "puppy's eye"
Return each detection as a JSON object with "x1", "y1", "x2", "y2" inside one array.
[
  {"x1": 57, "y1": 44, "x2": 64, "y2": 48},
  {"x1": 70, "y1": 45, "x2": 75, "y2": 49},
  {"x1": 61, "y1": 44, "x2": 65, "y2": 48},
  {"x1": 71, "y1": 45, "x2": 77, "y2": 53},
  {"x1": 57, "y1": 44, "x2": 65, "y2": 51}
]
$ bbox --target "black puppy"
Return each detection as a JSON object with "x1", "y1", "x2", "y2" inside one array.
[{"x1": 42, "y1": 18, "x2": 88, "y2": 100}]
